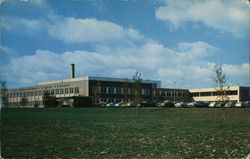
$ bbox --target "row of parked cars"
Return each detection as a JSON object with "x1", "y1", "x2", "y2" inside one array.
[
  {"x1": 97, "y1": 100, "x2": 250, "y2": 108},
  {"x1": 156, "y1": 100, "x2": 250, "y2": 108},
  {"x1": 97, "y1": 102, "x2": 138, "y2": 107}
]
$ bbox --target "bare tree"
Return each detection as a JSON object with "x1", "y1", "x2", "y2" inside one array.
[
  {"x1": 133, "y1": 72, "x2": 143, "y2": 106},
  {"x1": 42, "y1": 92, "x2": 58, "y2": 107},
  {"x1": 123, "y1": 78, "x2": 130, "y2": 103},
  {"x1": 214, "y1": 64, "x2": 230, "y2": 120},
  {"x1": 0, "y1": 80, "x2": 8, "y2": 107},
  {"x1": 20, "y1": 96, "x2": 28, "y2": 107}
]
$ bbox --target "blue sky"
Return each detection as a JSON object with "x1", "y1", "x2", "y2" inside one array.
[{"x1": 0, "y1": 0, "x2": 249, "y2": 89}]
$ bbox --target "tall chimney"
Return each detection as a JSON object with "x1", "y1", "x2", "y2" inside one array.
[{"x1": 70, "y1": 64, "x2": 75, "y2": 78}]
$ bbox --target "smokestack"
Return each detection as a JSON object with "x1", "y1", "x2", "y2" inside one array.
[{"x1": 70, "y1": 64, "x2": 75, "y2": 78}]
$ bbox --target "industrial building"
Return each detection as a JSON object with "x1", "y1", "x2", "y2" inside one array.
[
  {"x1": 5, "y1": 64, "x2": 250, "y2": 107},
  {"x1": 189, "y1": 86, "x2": 250, "y2": 102},
  {"x1": 6, "y1": 76, "x2": 163, "y2": 107}
]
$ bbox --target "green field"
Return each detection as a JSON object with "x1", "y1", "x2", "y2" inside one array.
[{"x1": 1, "y1": 107, "x2": 250, "y2": 158}]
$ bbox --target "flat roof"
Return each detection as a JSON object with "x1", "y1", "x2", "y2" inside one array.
[
  {"x1": 188, "y1": 86, "x2": 241, "y2": 92},
  {"x1": 38, "y1": 77, "x2": 89, "y2": 85},
  {"x1": 38, "y1": 76, "x2": 161, "y2": 88}
]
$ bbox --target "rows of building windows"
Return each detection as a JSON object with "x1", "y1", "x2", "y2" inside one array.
[
  {"x1": 7, "y1": 87, "x2": 79, "y2": 98},
  {"x1": 93, "y1": 86, "x2": 150, "y2": 95},
  {"x1": 153, "y1": 90, "x2": 187, "y2": 98},
  {"x1": 100, "y1": 98, "x2": 150, "y2": 103},
  {"x1": 191, "y1": 90, "x2": 238, "y2": 97}
]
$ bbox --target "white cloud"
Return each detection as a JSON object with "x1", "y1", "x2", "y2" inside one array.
[
  {"x1": 2, "y1": 40, "x2": 248, "y2": 89},
  {"x1": 223, "y1": 63, "x2": 250, "y2": 76},
  {"x1": 1, "y1": 17, "x2": 46, "y2": 32},
  {"x1": 155, "y1": 0, "x2": 250, "y2": 37},
  {"x1": 48, "y1": 17, "x2": 144, "y2": 43}
]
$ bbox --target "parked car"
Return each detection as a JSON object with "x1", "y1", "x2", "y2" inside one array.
[
  {"x1": 141, "y1": 101, "x2": 155, "y2": 107},
  {"x1": 215, "y1": 102, "x2": 226, "y2": 107},
  {"x1": 120, "y1": 102, "x2": 129, "y2": 107},
  {"x1": 126, "y1": 102, "x2": 137, "y2": 107},
  {"x1": 187, "y1": 102, "x2": 195, "y2": 107},
  {"x1": 195, "y1": 101, "x2": 208, "y2": 108},
  {"x1": 97, "y1": 102, "x2": 107, "y2": 107},
  {"x1": 174, "y1": 101, "x2": 188, "y2": 107},
  {"x1": 160, "y1": 100, "x2": 174, "y2": 107},
  {"x1": 235, "y1": 102, "x2": 244, "y2": 107},
  {"x1": 225, "y1": 101, "x2": 236, "y2": 107},
  {"x1": 187, "y1": 101, "x2": 208, "y2": 108},
  {"x1": 106, "y1": 102, "x2": 115, "y2": 107},
  {"x1": 209, "y1": 102, "x2": 217, "y2": 107},
  {"x1": 243, "y1": 101, "x2": 250, "y2": 107},
  {"x1": 156, "y1": 102, "x2": 162, "y2": 107},
  {"x1": 114, "y1": 102, "x2": 124, "y2": 107}
]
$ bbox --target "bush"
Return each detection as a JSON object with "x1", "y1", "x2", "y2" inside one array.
[{"x1": 42, "y1": 92, "x2": 58, "y2": 107}]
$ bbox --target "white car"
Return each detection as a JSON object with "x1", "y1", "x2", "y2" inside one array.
[
  {"x1": 175, "y1": 101, "x2": 188, "y2": 107},
  {"x1": 106, "y1": 102, "x2": 115, "y2": 107},
  {"x1": 209, "y1": 102, "x2": 216, "y2": 107},
  {"x1": 114, "y1": 102, "x2": 124, "y2": 107},
  {"x1": 235, "y1": 102, "x2": 243, "y2": 107},
  {"x1": 187, "y1": 102, "x2": 195, "y2": 107}
]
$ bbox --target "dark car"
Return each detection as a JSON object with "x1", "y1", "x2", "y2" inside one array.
[
  {"x1": 195, "y1": 101, "x2": 209, "y2": 108},
  {"x1": 141, "y1": 101, "x2": 156, "y2": 107}
]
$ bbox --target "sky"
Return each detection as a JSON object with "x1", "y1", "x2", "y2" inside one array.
[{"x1": 0, "y1": 0, "x2": 249, "y2": 89}]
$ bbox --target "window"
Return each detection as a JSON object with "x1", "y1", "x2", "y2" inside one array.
[
  {"x1": 65, "y1": 88, "x2": 68, "y2": 94},
  {"x1": 129, "y1": 88, "x2": 133, "y2": 94},
  {"x1": 142, "y1": 88, "x2": 148, "y2": 95},
  {"x1": 35, "y1": 91, "x2": 38, "y2": 96},
  {"x1": 60, "y1": 89, "x2": 64, "y2": 94},
  {"x1": 108, "y1": 87, "x2": 114, "y2": 94},
  {"x1": 39, "y1": 91, "x2": 42, "y2": 96},
  {"x1": 160, "y1": 91, "x2": 165, "y2": 96},
  {"x1": 50, "y1": 90, "x2": 54, "y2": 95},
  {"x1": 200, "y1": 92, "x2": 212, "y2": 96},
  {"x1": 154, "y1": 90, "x2": 159, "y2": 96},
  {"x1": 56, "y1": 89, "x2": 59, "y2": 94},
  {"x1": 70, "y1": 88, "x2": 74, "y2": 93},
  {"x1": 191, "y1": 92, "x2": 199, "y2": 97},
  {"x1": 116, "y1": 87, "x2": 122, "y2": 94},
  {"x1": 213, "y1": 91, "x2": 223, "y2": 96},
  {"x1": 27, "y1": 92, "x2": 31, "y2": 97},
  {"x1": 101, "y1": 87, "x2": 107, "y2": 93},
  {"x1": 178, "y1": 92, "x2": 182, "y2": 97},
  {"x1": 42, "y1": 90, "x2": 46, "y2": 95},
  {"x1": 181, "y1": 92, "x2": 184, "y2": 97},
  {"x1": 226, "y1": 90, "x2": 237, "y2": 95},
  {"x1": 75, "y1": 87, "x2": 79, "y2": 93},
  {"x1": 167, "y1": 92, "x2": 171, "y2": 97},
  {"x1": 152, "y1": 84, "x2": 157, "y2": 88}
]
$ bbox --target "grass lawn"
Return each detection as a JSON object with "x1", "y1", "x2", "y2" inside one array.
[{"x1": 1, "y1": 107, "x2": 250, "y2": 158}]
